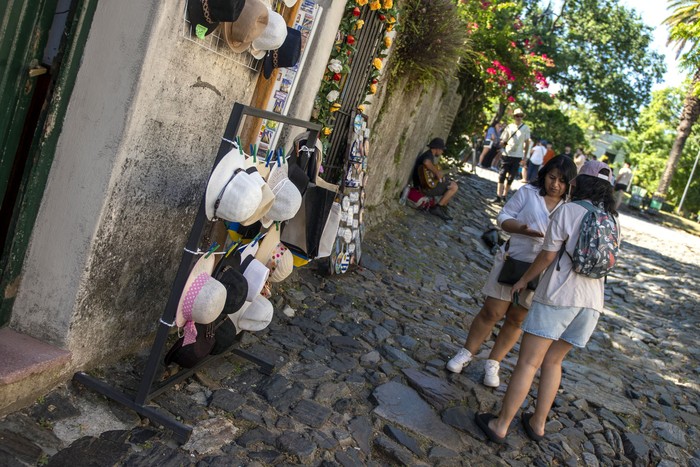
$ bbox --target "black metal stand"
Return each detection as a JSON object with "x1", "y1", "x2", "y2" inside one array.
[{"x1": 74, "y1": 103, "x2": 321, "y2": 443}]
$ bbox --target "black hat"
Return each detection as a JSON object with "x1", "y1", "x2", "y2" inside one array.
[
  {"x1": 187, "y1": 0, "x2": 246, "y2": 38},
  {"x1": 263, "y1": 27, "x2": 302, "y2": 79},
  {"x1": 216, "y1": 268, "x2": 248, "y2": 314},
  {"x1": 428, "y1": 138, "x2": 446, "y2": 150}
]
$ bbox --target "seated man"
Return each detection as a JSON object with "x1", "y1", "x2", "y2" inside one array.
[{"x1": 412, "y1": 137, "x2": 458, "y2": 220}]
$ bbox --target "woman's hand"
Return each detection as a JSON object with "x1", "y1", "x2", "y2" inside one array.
[
  {"x1": 511, "y1": 280, "x2": 527, "y2": 301},
  {"x1": 519, "y1": 224, "x2": 544, "y2": 237}
]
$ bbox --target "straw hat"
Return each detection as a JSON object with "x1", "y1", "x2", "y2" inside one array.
[
  {"x1": 240, "y1": 162, "x2": 275, "y2": 226},
  {"x1": 260, "y1": 162, "x2": 302, "y2": 227},
  {"x1": 175, "y1": 255, "x2": 227, "y2": 345},
  {"x1": 228, "y1": 294, "x2": 274, "y2": 334},
  {"x1": 250, "y1": 10, "x2": 288, "y2": 59},
  {"x1": 205, "y1": 148, "x2": 262, "y2": 222},
  {"x1": 255, "y1": 227, "x2": 294, "y2": 282},
  {"x1": 223, "y1": 0, "x2": 269, "y2": 53}
]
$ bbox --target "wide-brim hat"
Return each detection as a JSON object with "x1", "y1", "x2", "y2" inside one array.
[
  {"x1": 228, "y1": 295, "x2": 274, "y2": 334},
  {"x1": 223, "y1": 0, "x2": 269, "y2": 53},
  {"x1": 205, "y1": 148, "x2": 262, "y2": 221},
  {"x1": 216, "y1": 267, "x2": 248, "y2": 314},
  {"x1": 254, "y1": 227, "x2": 291, "y2": 282},
  {"x1": 188, "y1": 0, "x2": 247, "y2": 37},
  {"x1": 240, "y1": 163, "x2": 275, "y2": 226},
  {"x1": 261, "y1": 163, "x2": 302, "y2": 227},
  {"x1": 176, "y1": 255, "x2": 227, "y2": 335},
  {"x1": 263, "y1": 27, "x2": 301, "y2": 79},
  {"x1": 250, "y1": 10, "x2": 287, "y2": 58},
  {"x1": 513, "y1": 108, "x2": 525, "y2": 116},
  {"x1": 239, "y1": 251, "x2": 270, "y2": 301}
]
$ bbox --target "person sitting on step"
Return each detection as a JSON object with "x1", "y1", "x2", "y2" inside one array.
[{"x1": 412, "y1": 137, "x2": 459, "y2": 221}]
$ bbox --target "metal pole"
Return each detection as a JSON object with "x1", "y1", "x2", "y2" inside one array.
[{"x1": 677, "y1": 147, "x2": 700, "y2": 213}]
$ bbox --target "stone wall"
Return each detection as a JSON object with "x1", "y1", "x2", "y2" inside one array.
[{"x1": 363, "y1": 72, "x2": 462, "y2": 227}]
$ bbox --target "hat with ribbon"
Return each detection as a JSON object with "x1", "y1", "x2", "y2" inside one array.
[
  {"x1": 250, "y1": 10, "x2": 288, "y2": 59},
  {"x1": 205, "y1": 148, "x2": 262, "y2": 222},
  {"x1": 255, "y1": 226, "x2": 294, "y2": 282},
  {"x1": 263, "y1": 27, "x2": 301, "y2": 79},
  {"x1": 176, "y1": 255, "x2": 227, "y2": 346},
  {"x1": 240, "y1": 157, "x2": 275, "y2": 226},
  {"x1": 260, "y1": 161, "x2": 302, "y2": 227},
  {"x1": 228, "y1": 294, "x2": 274, "y2": 334},
  {"x1": 187, "y1": 0, "x2": 246, "y2": 38},
  {"x1": 223, "y1": 0, "x2": 269, "y2": 53}
]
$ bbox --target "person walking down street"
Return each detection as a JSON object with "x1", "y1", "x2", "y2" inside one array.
[
  {"x1": 614, "y1": 162, "x2": 632, "y2": 210},
  {"x1": 526, "y1": 140, "x2": 547, "y2": 184},
  {"x1": 412, "y1": 137, "x2": 458, "y2": 221},
  {"x1": 447, "y1": 156, "x2": 578, "y2": 387},
  {"x1": 574, "y1": 148, "x2": 587, "y2": 172},
  {"x1": 478, "y1": 122, "x2": 504, "y2": 170},
  {"x1": 494, "y1": 109, "x2": 531, "y2": 203},
  {"x1": 475, "y1": 160, "x2": 620, "y2": 444}
]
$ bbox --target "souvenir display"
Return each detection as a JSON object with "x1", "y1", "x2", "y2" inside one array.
[{"x1": 328, "y1": 112, "x2": 369, "y2": 274}]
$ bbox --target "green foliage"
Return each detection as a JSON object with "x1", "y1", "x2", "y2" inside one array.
[
  {"x1": 526, "y1": 102, "x2": 587, "y2": 151},
  {"x1": 393, "y1": 0, "x2": 472, "y2": 86},
  {"x1": 622, "y1": 85, "x2": 700, "y2": 214},
  {"x1": 664, "y1": 0, "x2": 700, "y2": 72}
]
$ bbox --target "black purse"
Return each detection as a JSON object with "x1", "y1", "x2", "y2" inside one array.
[{"x1": 497, "y1": 241, "x2": 540, "y2": 291}]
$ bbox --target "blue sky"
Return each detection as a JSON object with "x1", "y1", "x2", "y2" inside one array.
[{"x1": 621, "y1": 0, "x2": 686, "y2": 89}]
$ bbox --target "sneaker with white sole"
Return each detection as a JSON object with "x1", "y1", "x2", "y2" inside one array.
[
  {"x1": 483, "y1": 359, "x2": 500, "y2": 387},
  {"x1": 446, "y1": 348, "x2": 473, "y2": 373}
]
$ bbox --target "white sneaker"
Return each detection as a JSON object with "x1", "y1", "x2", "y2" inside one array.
[
  {"x1": 446, "y1": 348, "x2": 473, "y2": 373},
  {"x1": 483, "y1": 359, "x2": 500, "y2": 387}
]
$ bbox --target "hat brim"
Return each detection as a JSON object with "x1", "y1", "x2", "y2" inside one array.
[
  {"x1": 205, "y1": 148, "x2": 247, "y2": 220},
  {"x1": 254, "y1": 227, "x2": 281, "y2": 265}
]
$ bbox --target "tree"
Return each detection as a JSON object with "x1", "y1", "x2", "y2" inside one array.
[{"x1": 657, "y1": 0, "x2": 700, "y2": 197}]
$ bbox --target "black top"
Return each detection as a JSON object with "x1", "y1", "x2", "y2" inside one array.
[{"x1": 412, "y1": 149, "x2": 434, "y2": 188}]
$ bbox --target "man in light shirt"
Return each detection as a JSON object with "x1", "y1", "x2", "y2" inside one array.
[{"x1": 494, "y1": 109, "x2": 531, "y2": 203}]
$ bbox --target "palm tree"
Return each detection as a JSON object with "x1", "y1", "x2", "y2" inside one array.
[{"x1": 658, "y1": 0, "x2": 700, "y2": 197}]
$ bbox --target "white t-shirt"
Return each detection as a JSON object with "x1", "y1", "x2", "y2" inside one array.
[
  {"x1": 497, "y1": 184, "x2": 563, "y2": 262},
  {"x1": 532, "y1": 202, "x2": 607, "y2": 311},
  {"x1": 529, "y1": 145, "x2": 546, "y2": 165},
  {"x1": 617, "y1": 167, "x2": 632, "y2": 186},
  {"x1": 501, "y1": 123, "x2": 531, "y2": 159}
]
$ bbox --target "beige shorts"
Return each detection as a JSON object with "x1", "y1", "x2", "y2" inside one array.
[{"x1": 481, "y1": 250, "x2": 535, "y2": 309}]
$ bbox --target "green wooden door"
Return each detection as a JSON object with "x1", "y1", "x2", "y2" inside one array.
[{"x1": 0, "y1": 0, "x2": 98, "y2": 325}]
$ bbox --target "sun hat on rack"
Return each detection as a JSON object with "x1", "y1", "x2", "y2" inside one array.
[
  {"x1": 255, "y1": 226, "x2": 294, "y2": 282},
  {"x1": 250, "y1": 10, "x2": 288, "y2": 59},
  {"x1": 215, "y1": 266, "x2": 249, "y2": 315},
  {"x1": 223, "y1": 0, "x2": 270, "y2": 53},
  {"x1": 260, "y1": 161, "x2": 302, "y2": 227},
  {"x1": 175, "y1": 255, "x2": 228, "y2": 345},
  {"x1": 205, "y1": 148, "x2": 262, "y2": 222},
  {"x1": 187, "y1": 0, "x2": 246, "y2": 37},
  {"x1": 228, "y1": 294, "x2": 274, "y2": 334},
  {"x1": 263, "y1": 27, "x2": 302, "y2": 79},
  {"x1": 240, "y1": 158, "x2": 275, "y2": 226},
  {"x1": 239, "y1": 242, "x2": 270, "y2": 301}
]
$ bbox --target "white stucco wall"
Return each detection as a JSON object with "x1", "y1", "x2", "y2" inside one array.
[{"x1": 11, "y1": 0, "x2": 260, "y2": 365}]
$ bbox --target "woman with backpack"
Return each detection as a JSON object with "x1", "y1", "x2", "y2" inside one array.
[
  {"x1": 475, "y1": 160, "x2": 620, "y2": 443},
  {"x1": 447, "y1": 156, "x2": 578, "y2": 387}
]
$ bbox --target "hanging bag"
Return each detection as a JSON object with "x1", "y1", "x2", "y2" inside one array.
[{"x1": 497, "y1": 241, "x2": 540, "y2": 291}]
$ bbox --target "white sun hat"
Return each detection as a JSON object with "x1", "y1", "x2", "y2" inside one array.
[{"x1": 205, "y1": 148, "x2": 262, "y2": 222}]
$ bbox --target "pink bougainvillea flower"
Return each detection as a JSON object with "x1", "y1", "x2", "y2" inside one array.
[{"x1": 508, "y1": 96, "x2": 515, "y2": 102}]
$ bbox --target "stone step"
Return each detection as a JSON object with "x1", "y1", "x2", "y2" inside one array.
[{"x1": 0, "y1": 328, "x2": 72, "y2": 416}]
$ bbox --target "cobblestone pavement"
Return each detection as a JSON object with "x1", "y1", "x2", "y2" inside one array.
[{"x1": 2, "y1": 167, "x2": 699, "y2": 466}]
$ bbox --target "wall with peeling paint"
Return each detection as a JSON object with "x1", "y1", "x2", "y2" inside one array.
[{"x1": 11, "y1": 1, "x2": 261, "y2": 366}]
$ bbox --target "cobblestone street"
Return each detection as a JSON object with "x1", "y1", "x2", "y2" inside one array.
[{"x1": 2, "y1": 167, "x2": 699, "y2": 466}]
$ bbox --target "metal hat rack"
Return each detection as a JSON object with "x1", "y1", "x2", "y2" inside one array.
[{"x1": 74, "y1": 103, "x2": 321, "y2": 443}]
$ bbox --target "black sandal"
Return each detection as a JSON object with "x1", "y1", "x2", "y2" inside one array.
[
  {"x1": 521, "y1": 412, "x2": 545, "y2": 442},
  {"x1": 475, "y1": 413, "x2": 506, "y2": 444}
]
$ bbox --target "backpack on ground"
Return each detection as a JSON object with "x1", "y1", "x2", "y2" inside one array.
[
  {"x1": 406, "y1": 187, "x2": 436, "y2": 210},
  {"x1": 558, "y1": 200, "x2": 619, "y2": 279}
]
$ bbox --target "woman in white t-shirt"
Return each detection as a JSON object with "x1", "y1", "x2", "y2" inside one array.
[
  {"x1": 447, "y1": 156, "x2": 578, "y2": 388},
  {"x1": 476, "y1": 160, "x2": 619, "y2": 444}
]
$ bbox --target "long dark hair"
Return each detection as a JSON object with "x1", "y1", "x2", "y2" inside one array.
[
  {"x1": 571, "y1": 172, "x2": 618, "y2": 216},
  {"x1": 531, "y1": 156, "x2": 578, "y2": 197}
]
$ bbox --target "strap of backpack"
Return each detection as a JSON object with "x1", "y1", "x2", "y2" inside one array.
[{"x1": 556, "y1": 200, "x2": 593, "y2": 271}]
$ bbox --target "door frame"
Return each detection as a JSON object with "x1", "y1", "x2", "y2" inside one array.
[{"x1": 0, "y1": 0, "x2": 99, "y2": 325}]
